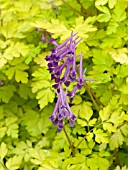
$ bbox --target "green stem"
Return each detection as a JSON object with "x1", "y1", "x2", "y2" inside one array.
[
  {"x1": 61, "y1": 0, "x2": 82, "y2": 15},
  {"x1": 90, "y1": 88, "x2": 105, "y2": 107},
  {"x1": 84, "y1": 82, "x2": 100, "y2": 112},
  {"x1": 63, "y1": 126, "x2": 75, "y2": 157},
  {"x1": 75, "y1": 0, "x2": 86, "y2": 15},
  {"x1": 114, "y1": 149, "x2": 120, "y2": 166}
]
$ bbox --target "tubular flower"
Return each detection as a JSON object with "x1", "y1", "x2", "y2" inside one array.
[
  {"x1": 45, "y1": 31, "x2": 88, "y2": 132},
  {"x1": 49, "y1": 86, "x2": 76, "y2": 132}
]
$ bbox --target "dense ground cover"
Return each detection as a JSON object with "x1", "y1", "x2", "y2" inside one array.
[{"x1": 0, "y1": 0, "x2": 128, "y2": 169}]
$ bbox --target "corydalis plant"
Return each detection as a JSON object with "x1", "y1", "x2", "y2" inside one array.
[{"x1": 46, "y1": 32, "x2": 86, "y2": 132}]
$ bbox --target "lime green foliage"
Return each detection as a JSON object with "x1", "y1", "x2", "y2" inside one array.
[{"x1": 0, "y1": 0, "x2": 128, "y2": 169}]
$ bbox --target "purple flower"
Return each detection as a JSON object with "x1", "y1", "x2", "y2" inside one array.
[
  {"x1": 77, "y1": 53, "x2": 87, "y2": 89},
  {"x1": 45, "y1": 31, "x2": 89, "y2": 132},
  {"x1": 67, "y1": 85, "x2": 78, "y2": 103},
  {"x1": 49, "y1": 85, "x2": 76, "y2": 132},
  {"x1": 50, "y1": 38, "x2": 58, "y2": 47}
]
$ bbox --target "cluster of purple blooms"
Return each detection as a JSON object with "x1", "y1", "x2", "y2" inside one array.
[{"x1": 45, "y1": 32, "x2": 87, "y2": 132}]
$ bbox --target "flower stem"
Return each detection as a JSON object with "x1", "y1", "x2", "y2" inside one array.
[
  {"x1": 61, "y1": 0, "x2": 82, "y2": 15},
  {"x1": 84, "y1": 82, "x2": 100, "y2": 112},
  {"x1": 75, "y1": 0, "x2": 87, "y2": 15},
  {"x1": 114, "y1": 149, "x2": 120, "y2": 166},
  {"x1": 90, "y1": 88, "x2": 105, "y2": 107},
  {"x1": 63, "y1": 126, "x2": 75, "y2": 157}
]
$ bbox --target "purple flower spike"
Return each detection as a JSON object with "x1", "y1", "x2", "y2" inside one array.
[{"x1": 45, "y1": 31, "x2": 89, "y2": 132}]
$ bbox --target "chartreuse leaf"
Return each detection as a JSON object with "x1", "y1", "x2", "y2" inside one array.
[
  {"x1": 71, "y1": 104, "x2": 81, "y2": 118},
  {"x1": 34, "y1": 52, "x2": 48, "y2": 67},
  {"x1": 79, "y1": 102, "x2": 93, "y2": 121},
  {"x1": 92, "y1": 49, "x2": 114, "y2": 72},
  {"x1": 1, "y1": 21, "x2": 18, "y2": 39},
  {"x1": 22, "y1": 109, "x2": 40, "y2": 136},
  {"x1": 77, "y1": 102, "x2": 95, "y2": 128},
  {"x1": 100, "y1": 36, "x2": 121, "y2": 48},
  {"x1": 0, "y1": 85, "x2": 16, "y2": 103},
  {"x1": 96, "y1": 5, "x2": 111, "y2": 22},
  {"x1": 22, "y1": 105, "x2": 53, "y2": 136},
  {"x1": 32, "y1": 68, "x2": 55, "y2": 109},
  {"x1": 107, "y1": 48, "x2": 128, "y2": 65},
  {"x1": 25, "y1": 44, "x2": 41, "y2": 64},
  {"x1": 109, "y1": 129, "x2": 124, "y2": 150},
  {"x1": 103, "y1": 122, "x2": 116, "y2": 133},
  {"x1": 86, "y1": 132, "x2": 94, "y2": 142},
  {"x1": 0, "y1": 53, "x2": 7, "y2": 67},
  {"x1": 74, "y1": 101, "x2": 98, "y2": 134},
  {"x1": 106, "y1": 21, "x2": 119, "y2": 35},
  {"x1": 100, "y1": 104, "x2": 126, "y2": 133},
  {"x1": 32, "y1": 68, "x2": 51, "y2": 93},
  {"x1": 72, "y1": 95, "x2": 82, "y2": 105},
  {"x1": 108, "y1": 0, "x2": 117, "y2": 9},
  {"x1": 99, "y1": 106, "x2": 116, "y2": 132},
  {"x1": 3, "y1": 41, "x2": 29, "y2": 60},
  {"x1": 108, "y1": 111, "x2": 125, "y2": 127},
  {"x1": 62, "y1": 153, "x2": 89, "y2": 170},
  {"x1": 32, "y1": 19, "x2": 68, "y2": 39},
  {"x1": 99, "y1": 105, "x2": 111, "y2": 122},
  {"x1": 72, "y1": 124, "x2": 86, "y2": 136},
  {"x1": 72, "y1": 16, "x2": 97, "y2": 40},
  {"x1": 0, "y1": 124, "x2": 7, "y2": 139},
  {"x1": 5, "y1": 116, "x2": 19, "y2": 138},
  {"x1": 91, "y1": 49, "x2": 114, "y2": 83},
  {"x1": 19, "y1": 83, "x2": 35, "y2": 100},
  {"x1": 36, "y1": 137, "x2": 50, "y2": 149},
  {"x1": 76, "y1": 42, "x2": 89, "y2": 57},
  {"x1": 37, "y1": 88, "x2": 55, "y2": 109},
  {"x1": 96, "y1": 6, "x2": 110, "y2": 15},
  {"x1": 11, "y1": 140, "x2": 32, "y2": 162},
  {"x1": 120, "y1": 93, "x2": 128, "y2": 105},
  {"x1": 0, "y1": 142, "x2": 8, "y2": 160},
  {"x1": 77, "y1": 119, "x2": 87, "y2": 127},
  {"x1": 29, "y1": 148, "x2": 49, "y2": 165},
  {"x1": 114, "y1": 64, "x2": 128, "y2": 78},
  {"x1": 35, "y1": 150, "x2": 61, "y2": 169},
  {"x1": 0, "y1": 39, "x2": 11, "y2": 55},
  {"x1": 4, "y1": 58, "x2": 29, "y2": 83},
  {"x1": 37, "y1": 104, "x2": 53, "y2": 134},
  {"x1": 6, "y1": 155, "x2": 23, "y2": 170},
  {"x1": 120, "y1": 124, "x2": 128, "y2": 136},
  {"x1": 94, "y1": 129, "x2": 109, "y2": 143},
  {"x1": 112, "y1": 1, "x2": 127, "y2": 22},
  {"x1": 38, "y1": 151, "x2": 62, "y2": 170},
  {"x1": 97, "y1": 13, "x2": 111, "y2": 22},
  {"x1": 87, "y1": 29, "x2": 106, "y2": 47},
  {"x1": 87, "y1": 154, "x2": 109, "y2": 170},
  {"x1": 52, "y1": 131, "x2": 66, "y2": 151}
]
